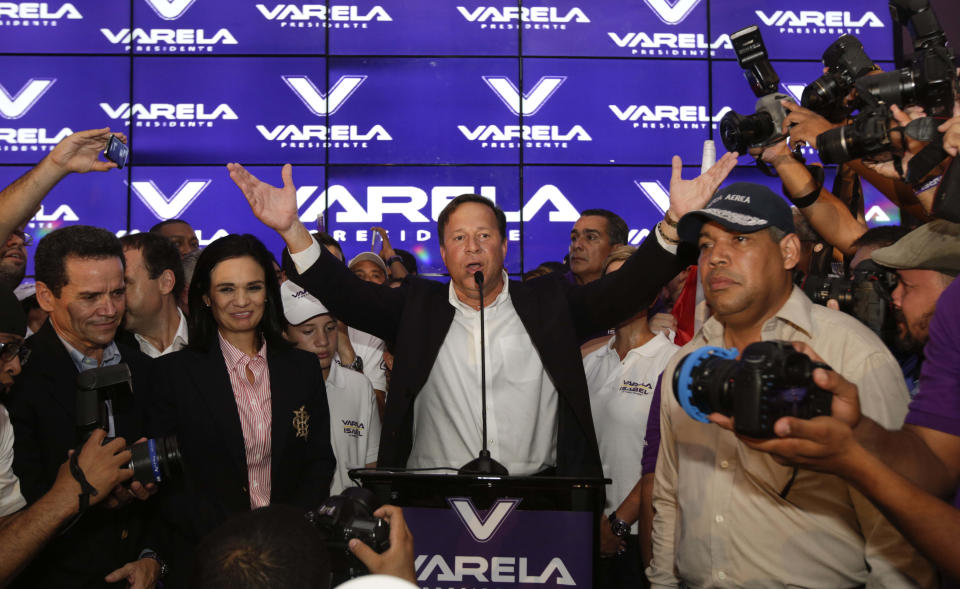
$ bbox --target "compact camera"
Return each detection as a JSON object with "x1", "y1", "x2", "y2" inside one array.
[
  {"x1": 672, "y1": 340, "x2": 833, "y2": 438},
  {"x1": 76, "y1": 364, "x2": 182, "y2": 485},
  {"x1": 719, "y1": 25, "x2": 791, "y2": 154},
  {"x1": 803, "y1": 259, "x2": 899, "y2": 344}
]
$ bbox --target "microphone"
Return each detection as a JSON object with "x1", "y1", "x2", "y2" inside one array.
[{"x1": 459, "y1": 270, "x2": 509, "y2": 476}]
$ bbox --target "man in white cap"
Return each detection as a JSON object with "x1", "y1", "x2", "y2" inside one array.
[{"x1": 280, "y1": 280, "x2": 380, "y2": 494}]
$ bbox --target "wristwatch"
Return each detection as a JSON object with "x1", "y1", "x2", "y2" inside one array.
[
  {"x1": 139, "y1": 550, "x2": 169, "y2": 580},
  {"x1": 385, "y1": 255, "x2": 404, "y2": 266},
  {"x1": 608, "y1": 512, "x2": 630, "y2": 538}
]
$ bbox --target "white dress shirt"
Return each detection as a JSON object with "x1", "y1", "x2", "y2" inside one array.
[
  {"x1": 407, "y1": 271, "x2": 559, "y2": 474},
  {"x1": 583, "y1": 332, "x2": 678, "y2": 534},
  {"x1": 326, "y1": 361, "x2": 382, "y2": 494},
  {"x1": 0, "y1": 406, "x2": 26, "y2": 517},
  {"x1": 290, "y1": 240, "x2": 559, "y2": 475},
  {"x1": 134, "y1": 308, "x2": 189, "y2": 358}
]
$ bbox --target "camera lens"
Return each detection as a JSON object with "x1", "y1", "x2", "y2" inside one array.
[
  {"x1": 719, "y1": 111, "x2": 748, "y2": 153},
  {"x1": 817, "y1": 124, "x2": 860, "y2": 165},
  {"x1": 857, "y1": 68, "x2": 916, "y2": 109},
  {"x1": 801, "y1": 75, "x2": 844, "y2": 114},
  {"x1": 128, "y1": 435, "x2": 182, "y2": 484},
  {"x1": 719, "y1": 110, "x2": 776, "y2": 153}
]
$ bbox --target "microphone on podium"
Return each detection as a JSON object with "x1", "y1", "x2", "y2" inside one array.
[{"x1": 459, "y1": 270, "x2": 510, "y2": 476}]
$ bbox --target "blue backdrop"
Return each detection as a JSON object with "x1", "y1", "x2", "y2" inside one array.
[{"x1": 0, "y1": 0, "x2": 898, "y2": 275}]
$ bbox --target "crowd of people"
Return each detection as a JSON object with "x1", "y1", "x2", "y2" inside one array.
[{"x1": 0, "y1": 53, "x2": 959, "y2": 589}]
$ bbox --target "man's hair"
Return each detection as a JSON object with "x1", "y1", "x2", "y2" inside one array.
[
  {"x1": 313, "y1": 231, "x2": 344, "y2": 262},
  {"x1": 120, "y1": 232, "x2": 186, "y2": 300},
  {"x1": 35, "y1": 225, "x2": 124, "y2": 297},
  {"x1": 187, "y1": 234, "x2": 289, "y2": 353},
  {"x1": 601, "y1": 245, "x2": 637, "y2": 276},
  {"x1": 580, "y1": 209, "x2": 628, "y2": 246},
  {"x1": 768, "y1": 226, "x2": 788, "y2": 244},
  {"x1": 437, "y1": 194, "x2": 507, "y2": 244},
  {"x1": 191, "y1": 505, "x2": 331, "y2": 589},
  {"x1": 850, "y1": 225, "x2": 910, "y2": 250},
  {"x1": 149, "y1": 218, "x2": 191, "y2": 233}
]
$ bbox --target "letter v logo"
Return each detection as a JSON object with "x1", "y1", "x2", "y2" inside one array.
[
  {"x1": 0, "y1": 78, "x2": 56, "y2": 120},
  {"x1": 634, "y1": 180, "x2": 670, "y2": 213},
  {"x1": 643, "y1": 0, "x2": 702, "y2": 25},
  {"x1": 482, "y1": 76, "x2": 566, "y2": 116},
  {"x1": 448, "y1": 497, "x2": 521, "y2": 543},
  {"x1": 282, "y1": 75, "x2": 367, "y2": 116},
  {"x1": 131, "y1": 179, "x2": 210, "y2": 220},
  {"x1": 143, "y1": 0, "x2": 198, "y2": 20}
]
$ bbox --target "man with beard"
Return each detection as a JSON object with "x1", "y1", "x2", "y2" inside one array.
[{"x1": 0, "y1": 229, "x2": 28, "y2": 291}]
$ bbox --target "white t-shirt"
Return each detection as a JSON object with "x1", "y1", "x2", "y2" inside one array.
[
  {"x1": 0, "y1": 406, "x2": 26, "y2": 516},
  {"x1": 326, "y1": 362, "x2": 382, "y2": 495},
  {"x1": 346, "y1": 327, "x2": 388, "y2": 392},
  {"x1": 583, "y1": 332, "x2": 678, "y2": 534}
]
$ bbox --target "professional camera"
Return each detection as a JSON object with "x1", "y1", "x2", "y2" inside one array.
[
  {"x1": 815, "y1": 103, "x2": 898, "y2": 165},
  {"x1": 76, "y1": 364, "x2": 182, "y2": 485},
  {"x1": 802, "y1": 35, "x2": 878, "y2": 122},
  {"x1": 306, "y1": 486, "x2": 390, "y2": 581},
  {"x1": 719, "y1": 25, "x2": 792, "y2": 154},
  {"x1": 672, "y1": 341, "x2": 832, "y2": 438},
  {"x1": 803, "y1": 259, "x2": 899, "y2": 344},
  {"x1": 856, "y1": 0, "x2": 956, "y2": 119}
]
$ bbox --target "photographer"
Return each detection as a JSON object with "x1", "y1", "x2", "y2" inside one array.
[{"x1": 647, "y1": 182, "x2": 933, "y2": 587}]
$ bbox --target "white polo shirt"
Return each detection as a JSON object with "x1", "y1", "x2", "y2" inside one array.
[
  {"x1": 346, "y1": 327, "x2": 388, "y2": 392},
  {"x1": 326, "y1": 361, "x2": 382, "y2": 495},
  {"x1": 583, "y1": 332, "x2": 678, "y2": 534}
]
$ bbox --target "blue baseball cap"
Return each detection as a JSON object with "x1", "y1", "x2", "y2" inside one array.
[{"x1": 678, "y1": 182, "x2": 795, "y2": 243}]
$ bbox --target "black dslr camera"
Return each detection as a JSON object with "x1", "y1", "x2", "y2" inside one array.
[
  {"x1": 719, "y1": 25, "x2": 791, "y2": 154},
  {"x1": 672, "y1": 341, "x2": 833, "y2": 438},
  {"x1": 76, "y1": 364, "x2": 182, "y2": 485},
  {"x1": 803, "y1": 259, "x2": 900, "y2": 344},
  {"x1": 816, "y1": 102, "x2": 898, "y2": 165},
  {"x1": 306, "y1": 486, "x2": 390, "y2": 582},
  {"x1": 802, "y1": 35, "x2": 878, "y2": 122},
  {"x1": 857, "y1": 0, "x2": 956, "y2": 119}
]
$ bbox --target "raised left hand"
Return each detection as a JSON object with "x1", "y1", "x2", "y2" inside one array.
[{"x1": 666, "y1": 151, "x2": 739, "y2": 220}]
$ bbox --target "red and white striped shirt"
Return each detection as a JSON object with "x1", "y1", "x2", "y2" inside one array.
[{"x1": 218, "y1": 332, "x2": 272, "y2": 509}]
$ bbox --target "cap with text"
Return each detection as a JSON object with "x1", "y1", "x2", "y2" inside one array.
[
  {"x1": 280, "y1": 280, "x2": 329, "y2": 326},
  {"x1": 678, "y1": 182, "x2": 795, "y2": 243}
]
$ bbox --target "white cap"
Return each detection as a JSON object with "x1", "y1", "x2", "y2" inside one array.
[
  {"x1": 279, "y1": 280, "x2": 328, "y2": 325},
  {"x1": 335, "y1": 575, "x2": 418, "y2": 589},
  {"x1": 348, "y1": 251, "x2": 388, "y2": 275}
]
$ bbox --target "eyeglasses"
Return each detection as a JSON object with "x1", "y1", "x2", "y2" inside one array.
[
  {"x1": 11, "y1": 229, "x2": 32, "y2": 247},
  {"x1": 0, "y1": 341, "x2": 30, "y2": 366}
]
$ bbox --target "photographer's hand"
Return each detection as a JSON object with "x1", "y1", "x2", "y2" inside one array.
[
  {"x1": 101, "y1": 438, "x2": 158, "y2": 509},
  {"x1": 781, "y1": 100, "x2": 837, "y2": 150},
  {"x1": 862, "y1": 105, "x2": 926, "y2": 180},
  {"x1": 348, "y1": 505, "x2": 416, "y2": 583},
  {"x1": 51, "y1": 430, "x2": 134, "y2": 511},
  {"x1": 939, "y1": 116, "x2": 960, "y2": 157}
]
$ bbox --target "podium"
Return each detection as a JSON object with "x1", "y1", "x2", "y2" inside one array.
[{"x1": 352, "y1": 469, "x2": 608, "y2": 588}]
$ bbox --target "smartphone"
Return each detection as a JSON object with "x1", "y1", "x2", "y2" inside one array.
[
  {"x1": 370, "y1": 230, "x2": 382, "y2": 251},
  {"x1": 103, "y1": 135, "x2": 129, "y2": 169}
]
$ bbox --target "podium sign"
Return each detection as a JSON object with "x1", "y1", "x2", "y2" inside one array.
[{"x1": 354, "y1": 471, "x2": 605, "y2": 588}]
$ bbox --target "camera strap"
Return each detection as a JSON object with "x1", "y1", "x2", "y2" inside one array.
[
  {"x1": 905, "y1": 141, "x2": 949, "y2": 186},
  {"x1": 68, "y1": 449, "x2": 99, "y2": 514}
]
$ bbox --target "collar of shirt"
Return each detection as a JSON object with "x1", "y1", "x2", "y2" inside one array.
[
  {"x1": 699, "y1": 285, "x2": 814, "y2": 346},
  {"x1": 598, "y1": 331, "x2": 676, "y2": 362},
  {"x1": 447, "y1": 269, "x2": 511, "y2": 314},
  {"x1": 135, "y1": 308, "x2": 189, "y2": 358},
  {"x1": 327, "y1": 357, "x2": 347, "y2": 388},
  {"x1": 57, "y1": 333, "x2": 122, "y2": 372},
  {"x1": 217, "y1": 331, "x2": 267, "y2": 374}
]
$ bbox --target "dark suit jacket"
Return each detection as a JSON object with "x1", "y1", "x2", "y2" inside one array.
[
  {"x1": 5, "y1": 320, "x2": 159, "y2": 588},
  {"x1": 147, "y1": 341, "x2": 336, "y2": 582},
  {"x1": 284, "y1": 231, "x2": 682, "y2": 477}
]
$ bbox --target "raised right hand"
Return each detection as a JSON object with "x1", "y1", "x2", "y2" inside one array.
[
  {"x1": 48, "y1": 128, "x2": 126, "y2": 174},
  {"x1": 348, "y1": 505, "x2": 417, "y2": 583},
  {"x1": 227, "y1": 163, "x2": 301, "y2": 236}
]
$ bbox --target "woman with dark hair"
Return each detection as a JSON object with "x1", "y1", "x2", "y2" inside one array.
[{"x1": 148, "y1": 234, "x2": 336, "y2": 585}]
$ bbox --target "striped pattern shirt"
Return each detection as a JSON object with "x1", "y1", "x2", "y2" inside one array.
[{"x1": 218, "y1": 332, "x2": 272, "y2": 509}]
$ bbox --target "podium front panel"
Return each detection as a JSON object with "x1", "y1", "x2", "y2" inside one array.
[{"x1": 354, "y1": 471, "x2": 605, "y2": 588}]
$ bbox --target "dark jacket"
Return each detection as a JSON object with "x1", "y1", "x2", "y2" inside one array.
[
  {"x1": 284, "y1": 231, "x2": 681, "y2": 477},
  {"x1": 147, "y1": 341, "x2": 336, "y2": 583},
  {"x1": 6, "y1": 320, "x2": 159, "y2": 588}
]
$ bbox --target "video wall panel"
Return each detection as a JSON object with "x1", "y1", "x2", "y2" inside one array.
[{"x1": 1, "y1": 0, "x2": 897, "y2": 276}]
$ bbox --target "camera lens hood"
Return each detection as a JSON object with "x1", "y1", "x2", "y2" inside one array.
[{"x1": 673, "y1": 345, "x2": 738, "y2": 424}]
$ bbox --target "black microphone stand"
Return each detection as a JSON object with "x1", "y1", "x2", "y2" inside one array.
[{"x1": 459, "y1": 270, "x2": 509, "y2": 476}]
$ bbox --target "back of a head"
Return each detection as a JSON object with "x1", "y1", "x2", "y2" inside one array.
[{"x1": 192, "y1": 505, "x2": 331, "y2": 589}]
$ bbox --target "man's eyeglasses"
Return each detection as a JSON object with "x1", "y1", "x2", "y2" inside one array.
[
  {"x1": 0, "y1": 341, "x2": 30, "y2": 366},
  {"x1": 11, "y1": 230, "x2": 33, "y2": 247}
]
